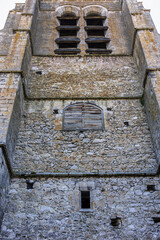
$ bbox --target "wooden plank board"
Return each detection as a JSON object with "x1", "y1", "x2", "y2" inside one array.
[{"x1": 63, "y1": 103, "x2": 103, "y2": 130}]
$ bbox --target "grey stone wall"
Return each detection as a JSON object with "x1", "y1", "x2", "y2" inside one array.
[
  {"x1": 33, "y1": 5, "x2": 131, "y2": 55},
  {"x1": 0, "y1": 148, "x2": 10, "y2": 230},
  {"x1": 39, "y1": 0, "x2": 122, "y2": 12},
  {"x1": 0, "y1": 10, "x2": 21, "y2": 55},
  {"x1": 0, "y1": 0, "x2": 160, "y2": 238},
  {"x1": 0, "y1": 73, "x2": 23, "y2": 165},
  {"x1": 6, "y1": 81, "x2": 24, "y2": 165},
  {"x1": 26, "y1": 56, "x2": 142, "y2": 99},
  {"x1": 0, "y1": 177, "x2": 160, "y2": 239},
  {"x1": 144, "y1": 71, "x2": 160, "y2": 164},
  {"x1": 12, "y1": 99, "x2": 157, "y2": 174},
  {"x1": 0, "y1": 73, "x2": 21, "y2": 145}
]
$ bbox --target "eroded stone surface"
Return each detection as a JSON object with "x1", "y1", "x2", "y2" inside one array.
[
  {"x1": 0, "y1": 177, "x2": 160, "y2": 240},
  {"x1": 26, "y1": 56, "x2": 142, "y2": 99},
  {"x1": 12, "y1": 99, "x2": 157, "y2": 174}
]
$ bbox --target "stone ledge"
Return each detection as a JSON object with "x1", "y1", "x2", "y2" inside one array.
[
  {"x1": 13, "y1": 171, "x2": 159, "y2": 179},
  {"x1": 24, "y1": 95, "x2": 143, "y2": 101}
]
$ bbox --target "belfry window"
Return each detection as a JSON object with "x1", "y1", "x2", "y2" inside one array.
[
  {"x1": 84, "y1": 14, "x2": 112, "y2": 54},
  {"x1": 81, "y1": 191, "x2": 91, "y2": 209},
  {"x1": 55, "y1": 13, "x2": 80, "y2": 54},
  {"x1": 63, "y1": 102, "x2": 104, "y2": 131}
]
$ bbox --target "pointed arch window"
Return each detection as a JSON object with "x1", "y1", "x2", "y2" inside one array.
[{"x1": 63, "y1": 102, "x2": 104, "y2": 131}]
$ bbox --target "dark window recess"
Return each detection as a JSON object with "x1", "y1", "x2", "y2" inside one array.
[
  {"x1": 60, "y1": 18, "x2": 77, "y2": 26},
  {"x1": 81, "y1": 191, "x2": 90, "y2": 209},
  {"x1": 26, "y1": 181, "x2": 34, "y2": 189},
  {"x1": 36, "y1": 71, "x2": 42, "y2": 75},
  {"x1": 107, "y1": 108, "x2": 112, "y2": 111},
  {"x1": 88, "y1": 42, "x2": 106, "y2": 49},
  {"x1": 87, "y1": 30, "x2": 104, "y2": 36},
  {"x1": 124, "y1": 121, "x2": 129, "y2": 126},
  {"x1": 53, "y1": 109, "x2": 58, "y2": 114},
  {"x1": 111, "y1": 217, "x2": 121, "y2": 227},
  {"x1": 147, "y1": 185, "x2": 156, "y2": 191},
  {"x1": 153, "y1": 217, "x2": 160, "y2": 223},
  {"x1": 86, "y1": 18, "x2": 104, "y2": 26},
  {"x1": 60, "y1": 30, "x2": 77, "y2": 37}
]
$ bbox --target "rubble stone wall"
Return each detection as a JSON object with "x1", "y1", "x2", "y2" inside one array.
[
  {"x1": 144, "y1": 71, "x2": 160, "y2": 163},
  {"x1": 26, "y1": 56, "x2": 143, "y2": 99},
  {"x1": 12, "y1": 99, "x2": 157, "y2": 174},
  {"x1": 0, "y1": 148, "x2": 10, "y2": 230},
  {"x1": 1, "y1": 177, "x2": 160, "y2": 239}
]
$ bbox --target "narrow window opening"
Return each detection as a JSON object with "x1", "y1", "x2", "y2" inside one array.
[
  {"x1": 81, "y1": 191, "x2": 90, "y2": 209},
  {"x1": 53, "y1": 109, "x2": 59, "y2": 114},
  {"x1": 147, "y1": 185, "x2": 156, "y2": 191},
  {"x1": 36, "y1": 71, "x2": 42, "y2": 75},
  {"x1": 111, "y1": 217, "x2": 121, "y2": 227},
  {"x1": 26, "y1": 180, "x2": 34, "y2": 189},
  {"x1": 124, "y1": 121, "x2": 129, "y2": 126},
  {"x1": 107, "y1": 108, "x2": 112, "y2": 111}
]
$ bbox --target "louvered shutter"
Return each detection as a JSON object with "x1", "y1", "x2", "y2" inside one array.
[{"x1": 63, "y1": 103, "x2": 103, "y2": 130}]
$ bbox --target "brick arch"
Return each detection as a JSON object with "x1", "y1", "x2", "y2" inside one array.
[
  {"x1": 82, "y1": 5, "x2": 108, "y2": 17},
  {"x1": 63, "y1": 102, "x2": 104, "y2": 131},
  {"x1": 55, "y1": 5, "x2": 80, "y2": 17}
]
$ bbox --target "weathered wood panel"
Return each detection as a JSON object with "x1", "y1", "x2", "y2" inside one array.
[{"x1": 63, "y1": 103, "x2": 104, "y2": 130}]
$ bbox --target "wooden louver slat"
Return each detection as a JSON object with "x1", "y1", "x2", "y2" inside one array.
[
  {"x1": 86, "y1": 49, "x2": 112, "y2": 54},
  {"x1": 63, "y1": 103, "x2": 104, "y2": 131},
  {"x1": 54, "y1": 49, "x2": 81, "y2": 54},
  {"x1": 55, "y1": 37, "x2": 80, "y2": 43},
  {"x1": 84, "y1": 26, "x2": 108, "y2": 31},
  {"x1": 56, "y1": 26, "x2": 80, "y2": 31},
  {"x1": 85, "y1": 37, "x2": 110, "y2": 43},
  {"x1": 84, "y1": 16, "x2": 106, "y2": 20}
]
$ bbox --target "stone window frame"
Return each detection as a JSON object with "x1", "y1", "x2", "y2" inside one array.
[
  {"x1": 55, "y1": 5, "x2": 81, "y2": 54},
  {"x1": 79, "y1": 186, "x2": 93, "y2": 212},
  {"x1": 54, "y1": 5, "x2": 111, "y2": 55}
]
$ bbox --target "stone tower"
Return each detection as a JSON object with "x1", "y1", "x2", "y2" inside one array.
[{"x1": 0, "y1": 0, "x2": 160, "y2": 238}]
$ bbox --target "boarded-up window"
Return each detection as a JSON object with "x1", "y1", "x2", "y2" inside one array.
[{"x1": 63, "y1": 102, "x2": 104, "y2": 130}]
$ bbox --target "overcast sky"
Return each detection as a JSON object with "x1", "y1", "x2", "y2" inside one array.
[{"x1": 0, "y1": 0, "x2": 160, "y2": 32}]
